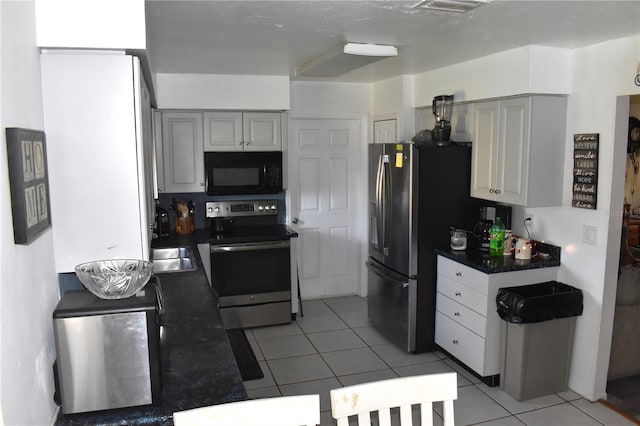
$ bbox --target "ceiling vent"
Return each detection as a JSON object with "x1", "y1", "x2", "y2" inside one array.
[
  {"x1": 413, "y1": 0, "x2": 492, "y2": 13},
  {"x1": 295, "y1": 43, "x2": 397, "y2": 78}
]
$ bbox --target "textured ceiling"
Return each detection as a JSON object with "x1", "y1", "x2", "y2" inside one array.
[{"x1": 145, "y1": 0, "x2": 640, "y2": 82}]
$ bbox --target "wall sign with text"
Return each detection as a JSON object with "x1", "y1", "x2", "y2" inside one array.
[
  {"x1": 572, "y1": 133, "x2": 599, "y2": 210},
  {"x1": 5, "y1": 128, "x2": 52, "y2": 244}
]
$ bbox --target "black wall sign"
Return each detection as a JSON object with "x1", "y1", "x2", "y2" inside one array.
[{"x1": 572, "y1": 133, "x2": 599, "y2": 210}]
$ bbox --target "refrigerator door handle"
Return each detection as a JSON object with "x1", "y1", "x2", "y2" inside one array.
[
  {"x1": 375, "y1": 154, "x2": 384, "y2": 252},
  {"x1": 376, "y1": 154, "x2": 391, "y2": 256}
]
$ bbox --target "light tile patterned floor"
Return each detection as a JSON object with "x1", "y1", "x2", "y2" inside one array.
[{"x1": 245, "y1": 296, "x2": 635, "y2": 426}]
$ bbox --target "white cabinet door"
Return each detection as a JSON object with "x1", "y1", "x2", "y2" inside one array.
[
  {"x1": 470, "y1": 95, "x2": 565, "y2": 207},
  {"x1": 470, "y1": 100, "x2": 500, "y2": 201},
  {"x1": 203, "y1": 111, "x2": 281, "y2": 151},
  {"x1": 243, "y1": 112, "x2": 282, "y2": 151},
  {"x1": 497, "y1": 97, "x2": 530, "y2": 206},
  {"x1": 373, "y1": 119, "x2": 397, "y2": 144},
  {"x1": 203, "y1": 112, "x2": 243, "y2": 151},
  {"x1": 161, "y1": 112, "x2": 204, "y2": 193}
]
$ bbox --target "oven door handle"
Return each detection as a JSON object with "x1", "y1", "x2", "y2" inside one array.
[{"x1": 210, "y1": 240, "x2": 290, "y2": 253}]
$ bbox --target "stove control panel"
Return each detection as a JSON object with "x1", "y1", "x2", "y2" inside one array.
[{"x1": 206, "y1": 200, "x2": 278, "y2": 218}]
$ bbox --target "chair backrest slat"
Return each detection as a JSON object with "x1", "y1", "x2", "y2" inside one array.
[{"x1": 330, "y1": 372, "x2": 458, "y2": 426}]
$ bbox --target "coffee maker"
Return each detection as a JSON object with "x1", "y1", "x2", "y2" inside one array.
[
  {"x1": 473, "y1": 204, "x2": 513, "y2": 251},
  {"x1": 431, "y1": 94, "x2": 454, "y2": 144}
]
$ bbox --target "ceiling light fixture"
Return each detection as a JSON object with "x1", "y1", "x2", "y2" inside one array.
[
  {"x1": 343, "y1": 43, "x2": 398, "y2": 57},
  {"x1": 296, "y1": 43, "x2": 398, "y2": 78},
  {"x1": 413, "y1": 0, "x2": 492, "y2": 13}
]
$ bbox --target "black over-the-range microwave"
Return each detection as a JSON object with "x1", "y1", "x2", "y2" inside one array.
[{"x1": 205, "y1": 151, "x2": 283, "y2": 195}]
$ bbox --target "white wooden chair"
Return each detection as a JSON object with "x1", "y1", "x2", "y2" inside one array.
[
  {"x1": 173, "y1": 394, "x2": 320, "y2": 426},
  {"x1": 330, "y1": 372, "x2": 457, "y2": 426}
]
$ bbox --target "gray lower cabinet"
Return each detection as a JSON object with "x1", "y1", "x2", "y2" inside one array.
[{"x1": 435, "y1": 256, "x2": 558, "y2": 379}]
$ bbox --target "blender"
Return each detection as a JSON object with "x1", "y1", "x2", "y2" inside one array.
[{"x1": 431, "y1": 94, "x2": 454, "y2": 144}]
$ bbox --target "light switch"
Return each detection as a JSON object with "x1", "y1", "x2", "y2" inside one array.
[{"x1": 583, "y1": 225, "x2": 598, "y2": 245}]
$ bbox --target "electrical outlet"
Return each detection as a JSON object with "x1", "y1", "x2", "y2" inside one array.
[{"x1": 583, "y1": 224, "x2": 598, "y2": 245}]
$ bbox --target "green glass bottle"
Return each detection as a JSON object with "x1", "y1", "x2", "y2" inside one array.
[{"x1": 489, "y1": 217, "x2": 505, "y2": 257}]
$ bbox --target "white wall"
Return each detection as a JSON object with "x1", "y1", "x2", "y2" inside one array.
[
  {"x1": 413, "y1": 45, "x2": 572, "y2": 106},
  {"x1": 35, "y1": 0, "x2": 145, "y2": 49},
  {"x1": 410, "y1": 37, "x2": 640, "y2": 400},
  {"x1": 372, "y1": 75, "x2": 415, "y2": 141},
  {"x1": 290, "y1": 80, "x2": 371, "y2": 115},
  {"x1": 1, "y1": 2, "x2": 60, "y2": 425},
  {"x1": 156, "y1": 73, "x2": 291, "y2": 110}
]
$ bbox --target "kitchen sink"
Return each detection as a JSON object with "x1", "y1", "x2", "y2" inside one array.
[{"x1": 152, "y1": 247, "x2": 197, "y2": 273}]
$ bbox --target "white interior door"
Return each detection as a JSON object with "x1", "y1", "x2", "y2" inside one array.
[{"x1": 288, "y1": 116, "x2": 364, "y2": 299}]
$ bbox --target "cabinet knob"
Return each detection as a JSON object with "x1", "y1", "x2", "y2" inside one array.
[
  {"x1": 495, "y1": 189, "x2": 501, "y2": 194},
  {"x1": 489, "y1": 188, "x2": 494, "y2": 194},
  {"x1": 245, "y1": 141, "x2": 251, "y2": 145},
  {"x1": 292, "y1": 217, "x2": 299, "y2": 224},
  {"x1": 455, "y1": 272, "x2": 462, "y2": 277},
  {"x1": 452, "y1": 339, "x2": 459, "y2": 345},
  {"x1": 454, "y1": 312, "x2": 460, "y2": 317},
  {"x1": 455, "y1": 291, "x2": 462, "y2": 297},
  {"x1": 200, "y1": 182, "x2": 204, "y2": 186}
]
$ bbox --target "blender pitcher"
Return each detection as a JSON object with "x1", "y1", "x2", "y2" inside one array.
[{"x1": 431, "y1": 94, "x2": 454, "y2": 143}]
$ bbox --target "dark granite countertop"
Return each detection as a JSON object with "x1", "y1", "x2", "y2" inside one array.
[
  {"x1": 55, "y1": 232, "x2": 248, "y2": 426},
  {"x1": 436, "y1": 242, "x2": 561, "y2": 274}
]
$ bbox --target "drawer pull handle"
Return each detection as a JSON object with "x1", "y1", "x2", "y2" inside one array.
[
  {"x1": 455, "y1": 291, "x2": 462, "y2": 297},
  {"x1": 456, "y1": 272, "x2": 462, "y2": 277},
  {"x1": 452, "y1": 339, "x2": 459, "y2": 345},
  {"x1": 454, "y1": 312, "x2": 460, "y2": 317}
]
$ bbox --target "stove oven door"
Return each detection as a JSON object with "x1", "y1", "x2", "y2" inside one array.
[{"x1": 210, "y1": 240, "x2": 291, "y2": 329}]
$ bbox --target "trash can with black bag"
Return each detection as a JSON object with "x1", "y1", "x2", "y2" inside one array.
[{"x1": 496, "y1": 281, "x2": 583, "y2": 401}]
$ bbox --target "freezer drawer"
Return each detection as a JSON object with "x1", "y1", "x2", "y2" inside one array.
[{"x1": 366, "y1": 260, "x2": 417, "y2": 352}]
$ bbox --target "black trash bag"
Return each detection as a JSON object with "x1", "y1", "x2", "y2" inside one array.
[{"x1": 496, "y1": 281, "x2": 583, "y2": 324}]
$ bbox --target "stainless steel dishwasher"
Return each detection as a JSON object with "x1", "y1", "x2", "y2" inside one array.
[{"x1": 53, "y1": 283, "x2": 162, "y2": 414}]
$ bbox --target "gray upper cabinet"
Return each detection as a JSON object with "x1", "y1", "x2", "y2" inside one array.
[
  {"x1": 204, "y1": 111, "x2": 282, "y2": 151},
  {"x1": 159, "y1": 111, "x2": 205, "y2": 193},
  {"x1": 470, "y1": 95, "x2": 567, "y2": 207}
]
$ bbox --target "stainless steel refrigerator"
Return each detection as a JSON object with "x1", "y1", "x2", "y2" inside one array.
[{"x1": 367, "y1": 142, "x2": 478, "y2": 353}]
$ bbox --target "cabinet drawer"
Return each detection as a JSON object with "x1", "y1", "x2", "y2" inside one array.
[
  {"x1": 435, "y1": 312, "x2": 486, "y2": 375},
  {"x1": 437, "y1": 256, "x2": 489, "y2": 295},
  {"x1": 437, "y1": 274, "x2": 488, "y2": 316},
  {"x1": 436, "y1": 292, "x2": 486, "y2": 338}
]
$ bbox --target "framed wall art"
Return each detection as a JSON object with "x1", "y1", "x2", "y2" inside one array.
[
  {"x1": 572, "y1": 133, "x2": 599, "y2": 210},
  {"x1": 5, "y1": 128, "x2": 52, "y2": 244}
]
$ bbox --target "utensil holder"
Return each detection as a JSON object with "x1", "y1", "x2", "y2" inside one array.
[{"x1": 175, "y1": 216, "x2": 194, "y2": 235}]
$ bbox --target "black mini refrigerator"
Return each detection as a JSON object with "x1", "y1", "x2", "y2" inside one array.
[{"x1": 53, "y1": 287, "x2": 162, "y2": 414}]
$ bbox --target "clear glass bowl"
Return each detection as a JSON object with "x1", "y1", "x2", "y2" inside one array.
[{"x1": 74, "y1": 259, "x2": 153, "y2": 299}]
